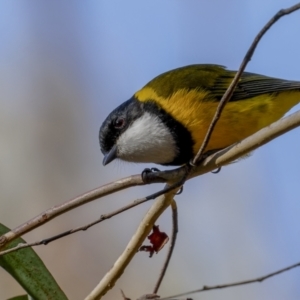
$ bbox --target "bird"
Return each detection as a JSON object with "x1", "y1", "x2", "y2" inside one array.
[{"x1": 99, "y1": 64, "x2": 300, "y2": 166}]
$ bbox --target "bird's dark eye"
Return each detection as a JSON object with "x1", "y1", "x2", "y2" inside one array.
[{"x1": 113, "y1": 117, "x2": 125, "y2": 129}]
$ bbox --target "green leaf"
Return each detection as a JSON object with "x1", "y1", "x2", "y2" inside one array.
[{"x1": 0, "y1": 223, "x2": 68, "y2": 300}]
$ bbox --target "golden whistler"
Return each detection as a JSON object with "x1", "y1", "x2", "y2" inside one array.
[{"x1": 100, "y1": 65, "x2": 300, "y2": 166}]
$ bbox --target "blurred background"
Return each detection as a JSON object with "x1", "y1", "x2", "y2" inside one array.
[{"x1": 0, "y1": 1, "x2": 300, "y2": 299}]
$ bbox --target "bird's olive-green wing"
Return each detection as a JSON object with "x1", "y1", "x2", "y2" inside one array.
[
  {"x1": 144, "y1": 64, "x2": 300, "y2": 102},
  {"x1": 214, "y1": 69, "x2": 300, "y2": 101}
]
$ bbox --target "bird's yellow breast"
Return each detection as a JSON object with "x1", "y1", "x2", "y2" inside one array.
[{"x1": 135, "y1": 87, "x2": 300, "y2": 155}]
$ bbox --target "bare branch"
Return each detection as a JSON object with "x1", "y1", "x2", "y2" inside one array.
[
  {"x1": 159, "y1": 262, "x2": 300, "y2": 299},
  {"x1": 0, "y1": 242, "x2": 35, "y2": 256}
]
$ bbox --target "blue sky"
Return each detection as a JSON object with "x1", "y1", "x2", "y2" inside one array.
[{"x1": 0, "y1": 1, "x2": 299, "y2": 299}]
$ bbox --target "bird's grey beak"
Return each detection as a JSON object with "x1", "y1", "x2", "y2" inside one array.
[{"x1": 103, "y1": 144, "x2": 118, "y2": 166}]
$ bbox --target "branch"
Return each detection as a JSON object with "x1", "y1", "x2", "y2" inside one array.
[{"x1": 159, "y1": 262, "x2": 300, "y2": 299}]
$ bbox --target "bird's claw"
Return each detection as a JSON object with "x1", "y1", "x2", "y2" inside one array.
[
  {"x1": 212, "y1": 167, "x2": 221, "y2": 174},
  {"x1": 141, "y1": 168, "x2": 160, "y2": 182}
]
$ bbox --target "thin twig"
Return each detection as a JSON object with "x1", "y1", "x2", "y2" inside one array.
[
  {"x1": 0, "y1": 175, "x2": 145, "y2": 250},
  {"x1": 0, "y1": 242, "x2": 35, "y2": 256},
  {"x1": 192, "y1": 2, "x2": 300, "y2": 165},
  {"x1": 153, "y1": 200, "x2": 178, "y2": 294},
  {"x1": 0, "y1": 196, "x2": 151, "y2": 256},
  {"x1": 159, "y1": 262, "x2": 300, "y2": 299}
]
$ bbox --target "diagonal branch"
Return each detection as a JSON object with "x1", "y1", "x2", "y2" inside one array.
[{"x1": 159, "y1": 261, "x2": 300, "y2": 299}]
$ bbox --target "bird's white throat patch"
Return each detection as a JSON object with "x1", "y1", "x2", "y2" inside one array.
[{"x1": 117, "y1": 112, "x2": 177, "y2": 164}]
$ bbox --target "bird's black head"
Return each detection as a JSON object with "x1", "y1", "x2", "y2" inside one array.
[
  {"x1": 100, "y1": 95, "x2": 196, "y2": 166},
  {"x1": 99, "y1": 97, "x2": 143, "y2": 164}
]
